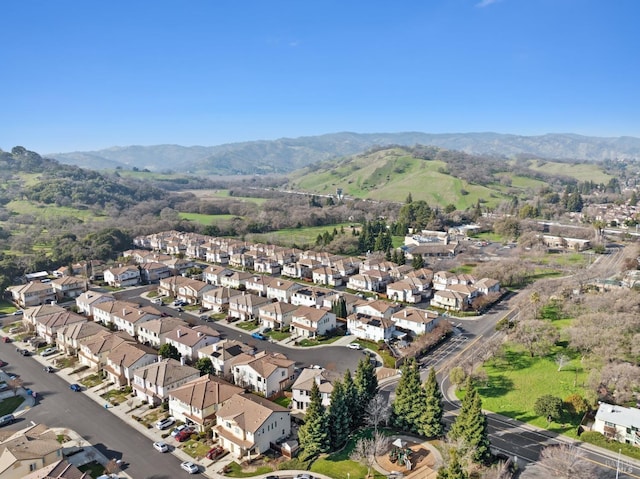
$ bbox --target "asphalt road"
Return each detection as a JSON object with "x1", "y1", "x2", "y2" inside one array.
[{"x1": 0, "y1": 341, "x2": 195, "y2": 479}]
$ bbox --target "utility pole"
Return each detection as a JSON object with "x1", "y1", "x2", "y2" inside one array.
[{"x1": 616, "y1": 448, "x2": 621, "y2": 479}]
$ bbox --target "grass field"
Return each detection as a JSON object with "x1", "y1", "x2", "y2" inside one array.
[
  {"x1": 182, "y1": 189, "x2": 267, "y2": 205},
  {"x1": 5, "y1": 200, "x2": 105, "y2": 221},
  {"x1": 527, "y1": 160, "x2": 612, "y2": 183},
  {"x1": 0, "y1": 396, "x2": 25, "y2": 416},
  {"x1": 246, "y1": 223, "x2": 356, "y2": 247},
  {"x1": 178, "y1": 212, "x2": 237, "y2": 225},
  {"x1": 474, "y1": 343, "x2": 589, "y2": 438},
  {"x1": 310, "y1": 430, "x2": 387, "y2": 479}
]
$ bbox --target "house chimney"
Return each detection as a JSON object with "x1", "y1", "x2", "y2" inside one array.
[
  {"x1": 180, "y1": 356, "x2": 185, "y2": 366},
  {"x1": 404, "y1": 310, "x2": 407, "y2": 317},
  {"x1": 123, "y1": 309, "x2": 127, "y2": 316},
  {"x1": 314, "y1": 375, "x2": 322, "y2": 386},
  {"x1": 158, "y1": 355, "x2": 162, "y2": 363},
  {"x1": 197, "y1": 332, "x2": 203, "y2": 337},
  {"x1": 177, "y1": 329, "x2": 182, "y2": 337}
]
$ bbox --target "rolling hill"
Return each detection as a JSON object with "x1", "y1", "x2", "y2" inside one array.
[{"x1": 47, "y1": 132, "x2": 640, "y2": 176}]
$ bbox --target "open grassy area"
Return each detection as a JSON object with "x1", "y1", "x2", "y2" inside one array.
[
  {"x1": 224, "y1": 461, "x2": 275, "y2": 477},
  {"x1": 180, "y1": 438, "x2": 212, "y2": 459},
  {"x1": 80, "y1": 373, "x2": 104, "y2": 388},
  {"x1": 6, "y1": 200, "x2": 106, "y2": 221},
  {"x1": 310, "y1": 430, "x2": 387, "y2": 479},
  {"x1": 236, "y1": 320, "x2": 260, "y2": 332},
  {"x1": 266, "y1": 330, "x2": 291, "y2": 341},
  {"x1": 183, "y1": 189, "x2": 268, "y2": 205},
  {"x1": 0, "y1": 396, "x2": 25, "y2": 416},
  {"x1": 473, "y1": 343, "x2": 589, "y2": 438},
  {"x1": 178, "y1": 212, "x2": 237, "y2": 225},
  {"x1": 0, "y1": 301, "x2": 18, "y2": 315},
  {"x1": 297, "y1": 335, "x2": 343, "y2": 347},
  {"x1": 527, "y1": 160, "x2": 612, "y2": 183},
  {"x1": 246, "y1": 223, "x2": 356, "y2": 247}
]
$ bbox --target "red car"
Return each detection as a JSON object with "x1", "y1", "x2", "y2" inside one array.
[
  {"x1": 206, "y1": 446, "x2": 225, "y2": 460},
  {"x1": 2, "y1": 337, "x2": 11, "y2": 343},
  {"x1": 175, "y1": 428, "x2": 195, "y2": 442}
]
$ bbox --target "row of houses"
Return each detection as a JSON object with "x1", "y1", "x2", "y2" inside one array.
[
  {"x1": 429, "y1": 272, "x2": 501, "y2": 311},
  {"x1": 7, "y1": 276, "x2": 88, "y2": 309}
]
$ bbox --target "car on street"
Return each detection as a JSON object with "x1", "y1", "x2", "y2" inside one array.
[
  {"x1": 155, "y1": 417, "x2": 176, "y2": 430},
  {"x1": 0, "y1": 414, "x2": 15, "y2": 427},
  {"x1": 7, "y1": 373, "x2": 18, "y2": 380},
  {"x1": 176, "y1": 427, "x2": 195, "y2": 442},
  {"x1": 153, "y1": 441, "x2": 169, "y2": 453},
  {"x1": 12, "y1": 310, "x2": 23, "y2": 316},
  {"x1": 16, "y1": 348, "x2": 30, "y2": 356},
  {"x1": 176, "y1": 307, "x2": 184, "y2": 312},
  {"x1": 69, "y1": 383, "x2": 82, "y2": 392},
  {"x1": 205, "y1": 445, "x2": 225, "y2": 460},
  {"x1": 264, "y1": 476, "x2": 279, "y2": 479},
  {"x1": 171, "y1": 424, "x2": 188, "y2": 437},
  {"x1": 251, "y1": 332, "x2": 266, "y2": 340},
  {"x1": 43, "y1": 366, "x2": 55, "y2": 373},
  {"x1": 1, "y1": 337, "x2": 10, "y2": 343},
  {"x1": 294, "y1": 474, "x2": 314, "y2": 479},
  {"x1": 347, "y1": 342, "x2": 361, "y2": 350},
  {"x1": 180, "y1": 461, "x2": 199, "y2": 474},
  {"x1": 0, "y1": 360, "x2": 6, "y2": 367},
  {"x1": 40, "y1": 347, "x2": 57, "y2": 357}
]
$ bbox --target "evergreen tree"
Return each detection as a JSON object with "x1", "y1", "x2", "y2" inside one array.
[
  {"x1": 449, "y1": 377, "x2": 491, "y2": 464},
  {"x1": 354, "y1": 358, "x2": 379, "y2": 425},
  {"x1": 327, "y1": 380, "x2": 350, "y2": 448},
  {"x1": 298, "y1": 381, "x2": 330, "y2": 459},
  {"x1": 437, "y1": 449, "x2": 469, "y2": 479},
  {"x1": 392, "y1": 249, "x2": 399, "y2": 264},
  {"x1": 412, "y1": 254, "x2": 425, "y2": 269},
  {"x1": 420, "y1": 367, "x2": 444, "y2": 437},
  {"x1": 392, "y1": 358, "x2": 424, "y2": 432},
  {"x1": 398, "y1": 250, "x2": 406, "y2": 265},
  {"x1": 342, "y1": 369, "x2": 358, "y2": 430}
]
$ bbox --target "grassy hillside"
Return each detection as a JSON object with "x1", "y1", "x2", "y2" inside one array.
[{"x1": 288, "y1": 148, "x2": 612, "y2": 209}]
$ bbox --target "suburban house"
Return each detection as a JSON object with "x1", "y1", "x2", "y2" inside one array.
[
  {"x1": 215, "y1": 392, "x2": 291, "y2": 459},
  {"x1": 75, "y1": 290, "x2": 114, "y2": 317},
  {"x1": 197, "y1": 340, "x2": 256, "y2": 379},
  {"x1": 290, "y1": 306, "x2": 336, "y2": 339},
  {"x1": 202, "y1": 287, "x2": 243, "y2": 313},
  {"x1": 78, "y1": 331, "x2": 136, "y2": 372},
  {"x1": 50, "y1": 276, "x2": 87, "y2": 301},
  {"x1": 203, "y1": 265, "x2": 234, "y2": 285},
  {"x1": 132, "y1": 358, "x2": 200, "y2": 405},
  {"x1": 232, "y1": 351, "x2": 295, "y2": 398},
  {"x1": 253, "y1": 256, "x2": 281, "y2": 275},
  {"x1": 258, "y1": 302, "x2": 298, "y2": 331},
  {"x1": 244, "y1": 276, "x2": 273, "y2": 297},
  {"x1": 290, "y1": 287, "x2": 329, "y2": 308},
  {"x1": 229, "y1": 252, "x2": 255, "y2": 270},
  {"x1": 430, "y1": 289, "x2": 469, "y2": 311},
  {"x1": 110, "y1": 304, "x2": 162, "y2": 338},
  {"x1": 311, "y1": 266, "x2": 343, "y2": 287},
  {"x1": 56, "y1": 321, "x2": 110, "y2": 356},
  {"x1": 137, "y1": 316, "x2": 189, "y2": 348},
  {"x1": 346, "y1": 270, "x2": 392, "y2": 292},
  {"x1": 34, "y1": 310, "x2": 87, "y2": 345},
  {"x1": 390, "y1": 308, "x2": 441, "y2": 336},
  {"x1": 139, "y1": 262, "x2": 171, "y2": 283},
  {"x1": 169, "y1": 375, "x2": 244, "y2": 432},
  {"x1": 205, "y1": 247, "x2": 231, "y2": 265},
  {"x1": 432, "y1": 271, "x2": 459, "y2": 291},
  {"x1": 103, "y1": 265, "x2": 140, "y2": 287},
  {"x1": 219, "y1": 271, "x2": 254, "y2": 290},
  {"x1": 158, "y1": 276, "x2": 212, "y2": 303},
  {"x1": 22, "y1": 304, "x2": 67, "y2": 329},
  {"x1": 355, "y1": 299, "x2": 402, "y2": 319},
  {"x1": 8, "y1": 282, "x2": 56, "y2": 308},
  {"x1": 386, "y1": 279, "x2": 423, "y2": 304},
  {"x1": 542, "y1": 235, "x2": 591, "y2": 251},
  {"x1": 228, "y1": 293, "x2": 272, "y2": 321},
  {"x1": 346, "y1": 313, "x2": 395, "y2": 342},
  {"x1": 23, "y1": 459, "x2": 90, "y2": 479},
  {"x1": 474, "y1": 277, "x2": 501, "y2": 295},
  {"x1": 103, "y1": 341, "x2": 158, "y2": 387},
  {"x1": 266, "y1": 279, "x2": 303, "y2": 303},
  {"x1": 0, "y1": 424, "x2": 64, "y2": 479},
  {"x1": 164, "y1": 325, "x2": 221, "y2": 360},
  {"x1": 593, "y1": 403, "x2": 640, "y2": 446},
  {"x1": 291, "y1": 368, "x2": 334, "y2": 412}
]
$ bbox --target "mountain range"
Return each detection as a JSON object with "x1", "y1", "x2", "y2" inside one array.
[{"x1": 48, "y1": 132, "x2": 640, "y2": 176}]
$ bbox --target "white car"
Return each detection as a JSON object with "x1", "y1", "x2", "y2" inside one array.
[
  {"x1": 171, "y1": 424, "x2": 188, "y2": 437},
  {"x1": 155, "y1": 417, "x2": 176, "y2": 430},
  {"x1": 180, "y1": 461, "x2": 199, "y2": 474},
  {"x1": 153, "y1": 441, "x2": 168, "y2": 453},
  {"x1": 347, "y1": 342, "x2": 361, "y2": 350},
  {"x1": 40, "y1": 347, "x2": 57, "y2": 357}
]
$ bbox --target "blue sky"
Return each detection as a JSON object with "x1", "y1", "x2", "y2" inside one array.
[{"x1": 1, "y1": 0, "x2": 639, "y2": 153}]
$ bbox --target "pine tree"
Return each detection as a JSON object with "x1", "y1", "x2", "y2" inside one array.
[
  {"x1": 392, "y1": 358, "x2": 423, "y2": 432},
  {"x1": 437, "y1": 448, "x2": 469, "y2": 479},
  {"x1": 342, "y1": 369, "x2": 358, "y2": 431},
  {"x1": 327, "y1": 380, "x2": 350, "y2": 448},
  {"x1": 412, "y1": 253, "x2": 424, "y2": 269},
  {"x1": 448, "y1": 377, "x2": 491, "y2": 464},
  {"x1": 420, "y1": 367, "x2": 444, "y2": 437},
  {"x1": 298, "y1": 381, "x2": 330, "y2": 459},
  {"x1": 354, "y1": 358, "x2": 378, "y2": 424}
]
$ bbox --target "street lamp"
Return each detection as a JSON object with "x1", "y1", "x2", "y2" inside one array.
[{"x1": 616, "y1": 448, "x2": 621, "y2": 479}]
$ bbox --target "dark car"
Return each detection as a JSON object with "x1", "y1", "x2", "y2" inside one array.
[
  {"x1": 1, "y1": 337, "x2": 11, "y2": 343},
  {"x1": 69, "y1": 383, "x2": 82, "y2": 392},
  {"x1": 43, "y1": 366, "x2": 55, "y2": 373},
  {"x1": 16, "y1": 348, "x2": 30, "y2": 356}
]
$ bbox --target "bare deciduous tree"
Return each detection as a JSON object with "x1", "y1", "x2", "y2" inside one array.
[
  {"x1": 555, "y1": 354, "x2": 570, "y2": 372},
  {"x1": 364, "y1": 393, "x2": 391, "y2": 436},
  {"x1": 510, "y1": 320, "x2": 559, "y2": 357},
  {"x1": 350, "y1": 432, "x2": 390, "y2": 478},
  {"x1": 7, "y1": 378, "x2": 23, "y2": 397},
  {"x1": 520, "y1": 444, "x2": 598, "y2": 479}
]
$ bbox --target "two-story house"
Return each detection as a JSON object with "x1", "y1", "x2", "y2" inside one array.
[
  {"x1": 390, "y1": 308, "x2": 441, "y2": 336},
  {"x1": 8, "y1": 282, "x2": 56, "y2": 308},
  {"x1": 266, "y1": 279, "x2": 303, "y2": 303},
  {"x1": 50, "y1": 276, "x2": 87, "y2": 301},
  {"x1": 75, "y1": 290, "x2": 114, "y2": 318},
  {"x1": 56, "y1": 321, "x2": 109, "y2": 356},
  {"x1": 593, "y1": 403, "x2": 640, "y2": 446},
  {"x1": 78, "y1": 331, "x2": 135, "y2": 372},
  {"x1": 291, "y1": 368, "x2": 334, "y2": 412},
  {"x1": 132, "y1": 358, "x2": 200, "y2": 405},
  {"x1": 103, "y1": 266, "x2": 140, "y2": 287},
  {"x1": 197, "y1": 340, "x2": 256, "y2": 379},
  {"x1": 228, "y1": 293, "x2": 272, "y2": 321},
  {"x1": 202, "y1": 265, "x2": 234, "y2": 285},
  {"x1": 104, "y1": 341, "x2": 157, "y2": 387},
  {"x1": 34, "y1": 310, "x2": 87, "y2": 345},
  {"x1": 202, "y1": 287, "x2": 243, "y2": 313},
  {"x1": 164, "y1": 325, "x2": 221, "y2": 360},
  {"x1": 355, "y1": 299, "x2": 402, "y2": 319},
  {"x1": 290, "y1": 306, "x2": 336, "y2": 339},
  {"x1": 232, "y1": 351, "x2": 295, "y2": 398},
  {"x1": 311, "y1": 266, "x2": 343, "y2": 287},
  {"x1": 168, "y1": 375, "x2": 244, "y2": 432},
  {"x1": 137, "y1": 316, "x2": 189, "y2": 348},
  {"x1": 139, "y1": 262, "x2": 172, "y2": 283},
  {"x1": 219, "y1": 271, "x2": 254, "y2": 290},
  {"x1": 258, "y1": 302, "x2": 298, "y2": 331},
  {"x1": 215, "y1": 392, "x2": 291, "y2": 459},
  {"x1": 346, "y1": 313, "x2": 395, "y2": 342},
  {"x1": 0, "y1": 424, "x2": 64, "y2": 479}
]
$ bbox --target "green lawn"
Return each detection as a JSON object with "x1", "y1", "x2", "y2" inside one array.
[
  {"x1": 224, "y1": 461, "x2": 274, "y2": 477},
  {"x1": 178, "y1": 212, "x2": 237, "y2": 225},
  {"x1": 472, "y1": 344, "x2": 589, "y2": 437},
  {"x1": 246, "y1": 223, "x2": 356, "y2": 247},
  {"x1": 180, "y1": 438, "x2": 212, "y2": 459},
  {"x1": 0, "y1": 396, "x2": 25, "y2": 416},
  {"x1": 0, "y1": 302, "x2": 18, "y2": 315},
  {"x1": 351, "y1": 339, "x2": 396, "y2": 368},
  {"x1": 80, "y1": 373, "x2": 104, "y2": 388},
  {"x1": 310, "y1": 430, "x2": 387, "y2": 479},
  {"x1": 236, "y1": 320, "x2": 260, "y2": 332},
  {"x1": 266, "y1": 330, "x2": 291, "y2": 341},
  {"x1": 297, "y1": 335, "x2": 343, "y2": 347}
]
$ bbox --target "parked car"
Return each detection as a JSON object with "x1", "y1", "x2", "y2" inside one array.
[
  {"x1": 69, "y1": 383, "x2": 82, "y2": 392},
  {"x1": 12, "y1": 310, "x2": 23, "y2": 316},
  {"x1": 170, "y1": 424, "x2": 188, "y2": 437},
  {"x1": 2, "y1": 337, "x2": 10, "y2": 343},
  {"x1": 0, "y1": 414, "x2": 15, "y2": 427},
  {"x1": 294, "y1": 475, "x2": 314, "y2": 479},
  {"x1": 155, "y1": 417, "x2": 176, "y2": 430},
  {"x1": 153, "y1": 441, "x2": 169, "y2": 453},
  {"x1": 16, "y1": 348, "x2": 30, "y2": 356},
  {"x1": 40, "y1": 347, "x2": 57, "y2": 357},
  {"x1": 226, "y1": 316, "x2": 239, "y2": 323},
  {"x1": 176, "y1": 307, "x2": 184, "y2": 312},
  {"x1": 0, "y1": 360, "x2": 6, "y2": 367},
  {"x1": 265, "y1": 476, "x2": 280, "y2": 479},
  {"x1": 8, "y1": 327, "x2": 21, "y2": 334},
  {"x1": 251, "y1": 332, "x2": 266, "y2": 340},
  {"x1": 206, "y1": 445, "x2": 225, "y2": 460},
  {"x1": 347, "y1": 342, "x2": 361, "y2": 350},
  {"x1": 180, "y1": 461, "x2": 199, "y2": 474},
  {"x1": 43, "y1": 366, "x2": 55, "y2": 373},
  {"x1": 176, "y1": 427, "x2": 195, "y2": 442},
  {"x1": 7, "y1": 373, "x2": 18, "y2": 380},
  {"x1": 262, "y1": 327, "x2": 272, "y2": 333}
]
